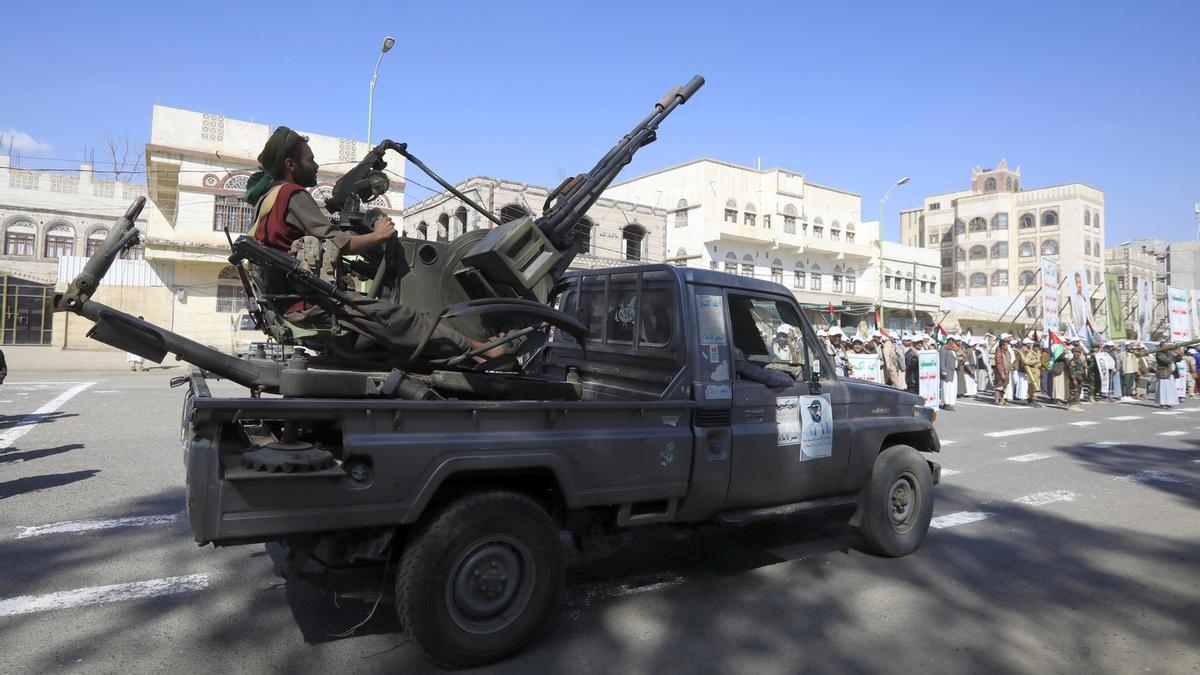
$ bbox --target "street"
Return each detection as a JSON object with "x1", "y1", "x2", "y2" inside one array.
[{"x1": 1, "y1": 369, "x2": 1198, "y2": 674}]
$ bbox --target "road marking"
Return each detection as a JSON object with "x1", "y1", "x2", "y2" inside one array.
[
  {"x1": 941, "y1": 469, "x2": 961, "y2": 477},
  {"x1": 0, "y1": 574, "x2": 209, "y2": 618},
  {"x1": 1070, "y1": 421, "x2": 1100, "y2": 427},
  {"x1": 1109, "y1": 415, "x2": 1143, "y2": 421},
  {"x1": 1014, "y1": 490, "x2": 1078, "y2": 506},
  {"x1": 15, "y1": 513, "x2": 182, "y2": 539},
  {"x1": 1086, "y1": 441, "x2": 1123, "y2": 448},
  {"x1": 1153, "y1": 410, "x2": 1185, "y2": 416},
  {"x1": 2, "y1": 381, "x2": 94, "y2": 386},
  {"x1": 91, "y1": 389, "x2": 120, "y2": 394},
  {"x1": 941, "y1": 440, "x2": 958, "y2": 446},
  {"x1": 986, "y1": 427, "x2": 1047, "y2": 438},
  {"x1": 1159, "y1": 431, "x2": 1187, "y2": 437},
  {"x1": 1007, "y1": 453, "x2": 1053, "y2": 462},
  {"x1": 0, "y1": 382, "x2": 96, "y2": 451},
  {"x1": 1117, "y1": 470, "x2": 1183, "y2": 485},
  {"x1": 930, "y1": 511, "x2": 996, "y2": 529}
]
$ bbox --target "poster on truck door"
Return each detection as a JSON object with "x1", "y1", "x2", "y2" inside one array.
[{"x1": 918, "y1": 350, "x2": 940, "y2": 408}]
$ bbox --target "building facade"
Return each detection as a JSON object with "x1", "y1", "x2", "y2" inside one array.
[
  {"x1": 1106, "y1": 240, "x2": 1166, "y2": 336},
  {"x1": 899, "y1": 161, "x2": 1106, "y2": 307},
  {"x1": 603, "y1": 158, "x2": 941, "y2": 332},
  {"x1": 402, "y1": 176, "x2": 667, "y2": 269}
]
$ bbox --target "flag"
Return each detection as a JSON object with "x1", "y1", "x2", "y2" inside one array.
[
  {"x1": 1047, "y1": 330, "x2": 1067, "y2": 367},
  {"x1": 931, "y1": 323, "x2": 948, "y2": 345},
  {"x1": 827, "y1": 302, "x2": 837, "y2": 326}
]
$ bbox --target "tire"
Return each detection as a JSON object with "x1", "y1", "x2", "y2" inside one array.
[
  {"x1": 396, "y1": 490, "x2": 563, "y2": 669},
  {"x1": 854, "y1": 444, "x2": 934, "y2": 557}
]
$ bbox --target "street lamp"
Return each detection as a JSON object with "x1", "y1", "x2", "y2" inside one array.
[
  {"x1": 367, "y1": 36, "x2": 396, "y2": 148},
  {"x1": 878, "y1": 176, "x2": 911, "y2": 330}
]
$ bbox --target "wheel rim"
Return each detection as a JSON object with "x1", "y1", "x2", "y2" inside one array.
[
  {"x1": 888, "y1": 472, "x2": 919, "y2": 535},
  {"x1": 445, "y1": 534, "x2": 537, "y2": 635}
]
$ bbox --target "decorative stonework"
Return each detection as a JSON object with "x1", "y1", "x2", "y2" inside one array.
[
  {"x1": 202, "y1": 174, "x2": 219, "y2": 188},
  {"x1": 223, "y1": 173, "x2": 250, "y2": 192},
  {"x1": 338, "y1": 138, "x2": 357, "y2": 163},
  {"x1": 201, "y1": 113, "x2": 225, "y2": 141}
]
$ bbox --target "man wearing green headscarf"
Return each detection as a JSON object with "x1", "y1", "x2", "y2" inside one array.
[{"x1": 243, "y1": 127, "x2": 503, "y2": 361}]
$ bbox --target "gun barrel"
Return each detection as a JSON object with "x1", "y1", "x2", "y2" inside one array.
[{"x1": 58, "y1": 197, "x2": 145, "y2": 311}]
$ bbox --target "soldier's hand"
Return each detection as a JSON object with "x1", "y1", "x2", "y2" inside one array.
[{"x1": 373, "y1": 216, "x2": 396, "y2": 240}]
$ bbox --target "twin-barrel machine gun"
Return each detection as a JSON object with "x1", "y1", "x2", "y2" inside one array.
[{"x1": 54, "y1": 76, "x2": 705, "y2": 398}]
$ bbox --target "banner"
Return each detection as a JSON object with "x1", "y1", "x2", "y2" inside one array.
[
  {"x1": 917, "y1": 350, "x2": 940, "y2": 408},
  {"x1": 1040, "y1": 257, "x2": 1060, "y2": 334},
  {"x1": 1104, "y1": 272, "x2": 1124, "y2": 338},
  {"x1": 1135, "y1": 278, "x2": 1154, "y2": 341},
  {"x1": 1168, "y1": 286, "x2": 1191, "y2": 341},
  {"x1": 1191, "y1": 290, "x2": 1200, "y2": 341},
  {"x1": 847, "y1": 354, "x2": 882, "y2": 383},
  {"x1": 1064, "y1": 265, "x2": 1093, "y2": 338}
]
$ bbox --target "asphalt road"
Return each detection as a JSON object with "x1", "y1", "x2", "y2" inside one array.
[{"x1": 1, "y1": 370, "x2": 1198, "y2": 674}]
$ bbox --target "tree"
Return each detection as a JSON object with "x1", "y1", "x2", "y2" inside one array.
[{"x1": 102, "y1": 135, "x2": 143, "y2": 182}]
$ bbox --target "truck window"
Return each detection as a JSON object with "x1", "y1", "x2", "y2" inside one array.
[
  {"x1": 554, "y1": 270, "x2": 675, "y2": 350},
  {"x1": 727, "y1": 293, "x2": 812, "y2": 371}
]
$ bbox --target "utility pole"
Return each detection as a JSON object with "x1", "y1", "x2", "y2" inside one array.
[{"x1": 878, "y1": 176, "x2": 911, "y2": 330}]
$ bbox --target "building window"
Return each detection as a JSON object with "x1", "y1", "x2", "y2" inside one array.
[
  {"x1": 741, "y1": 264, "x2": 754, "y2": 277},
  {"x1": 783, "y1": 216, "x2": 796, "y2": 234},
  {"x1": 1084, "y1": 211, "x2": 1091, "y2": 227},
  {"x1": 847, "y1": 275, "x2": 856, "y2": 294},
  {"x1": 4, "y1": 220, "x2": 36, "y2": 256},
  {"x1": 43, "y1": 223, "x2": 75, "y2": 258},
  {"x1": 969, "y1": 272, "x2": 986, "y2": 288},
  {"x1": 1041, "y1": 239, "x2": 1059, "y2": 256},
  {"x1": 954, "y1": 220, "x2": 966, "y2": 235},
  {"x1": 1042, "y1": 210, "x2": 1058, "y2": 227},
  {"x1": 437, "y1": 213, "x2": 450, "y2": 242},
  {"x1": 955, "y1": 273, "x2": 966, "y2": 289},
  {"x1": 1005, "y1": 177, "x2": 1014, "y2": 191},
  {"x1": 969, "y1": 217, "x2": 987, "y2": 232},
  {"x1": 1019, "y1": 213, "x2": 1035, "y2": 229},
  {"x1": 674, "y1": 199, "x2": 688, "y2": 228},
  {"x1": 793, "y1": 269, "x2": 805, "y2": 289},
  {"x1": 992, "y1": 270, "x2": 1008, "y2": 286},
  {"x1": 673, "y1": 248, "x2": 688, "y2": 268},
  {"x1": 1117, "y1": 275, "x2": 1126, "y2": 290},
  {"x1": 213, "y1": 195, "x2": 253, "y2": 233},
  {"x1": 724, "y1": 199, "x2": 737, "y2": 224},
  {"x1": 744, "y1": 212, "x2": 756, "y2": 226},
  {"x1": 1094, "y1": 213, "x2": 1101, "y2": 229},
  {"x1": 941, "y1": 254, "x2": 952, "y2": 267},
  {"x1": 954, "y1": 247, "x2": 966, "y2": 262},
  {"x1": 454, "y1": 207, "x2": 469, "y2": 236},
  {"x1": 216, "y1": 266, "x2": 244, "y2": 313},
  {"x1": 763, "y1": 215, "x2": 771, "y2": 230},
  {"x1": 417, "y1": 221, "x2": 428, "y2": 239},
  {"x1": 846, "y1": 231, "x2": 855, "y2": 243},
  {"x1": 885, "y1": 276, "x2": 892, "y2": 290},
  {"x1": 86, "y1": 228, "x2": 109, "y2": 256},
  {"x1": 984, "y1": 177, "x2": 997, "y2": 192},
  {"x1": 1019, "y1": 241, "x2": 1036, "y2": 257},
  {"x1": 929, "y1": 202, "x2": 941, "y2": 210},
  {"x1": 622, "y1": 224, "x2": 646, "y2": 261},
  {"x1": 1085, "y1": 239, "x2": 1092, "y2": 256},
  {"x1": 991, "y1": 242, "x2": 1007, "y2": 258},
  {"x1": 992, "y1": 213, "x2": 1008, "y2": 229},
  {"x1": 1019, "y1": 270, "x2": 1036, "y2": 285},
  {"x1": 771, "y1": 262, "x2": 783, "y2": 284},
  {"x1": 969, "y1": 245, "x2": 987, "y2": 261},
  {"x1": 833, "y1": 274, "x2": 843, "y2": 292},
  {"x1": 810, "y1": 272, "x2": 821, "y2": 291},
  {"x1": 930, "y1": 233, "x2": 940, "y2": 244},
  {"x1": 812, "y1": 226, "x2": 823, "y2": 238}
]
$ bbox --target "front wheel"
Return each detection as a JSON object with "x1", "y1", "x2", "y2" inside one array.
[
  {"x1": 396, "y1": 490, "x2": 563, "y2": 669},
  {"x1": 854, "y1": 444, "x2": 934, "y2": 557}
]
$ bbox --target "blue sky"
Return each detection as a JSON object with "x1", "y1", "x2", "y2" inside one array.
[{"x1": 2, "y1": 1, "x2": 1197, "y2": 243}]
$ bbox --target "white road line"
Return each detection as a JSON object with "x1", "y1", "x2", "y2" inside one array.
[
  {"x1": 0, "y1": 382, "x2": 95, "y2": 451},
  {"x1": 930, "y1": 511, "x2": 996, "y2": 529},
  {"x1": 1007, "y1": 453, "x2": 1053, "y2": 462},
  {"x1": 1117, "y1": 470, "x2": 1183, "y2": 485},
  {"x1": 1086, "y1": 441, "x2": 1123, "y2": 448},
  {"x1": 1014, "y1": 490, "x2": 1077, "y2": 506},
  {"x1": 1159, "y1": 430, "x2": 1187, "y2": 436},
  {"x1": 940, "y1": 440, "x2": 958, "y2": 446},
  {"x1": 941, "y1": 469, "x2": 961, "y2": 477},
  {"x1": 1153, "y1": 410, "x2": 1185, "y2": 416},
  {"x1": 0, "y1": 574, "x2": 209, "y2": 618},
  {"x1": 1109, "y1": 416, "x2": 1143, "y2": 421},
  {"x1": 90, "y1": 390, "x2": 120, "y2": 394},
  {"x1": 15, "y1": 513, "x2": 182, "y2": 539},
  {"x1": 986, "y1": 427, "x2": 1047, "y2": 438},
  {"x1": 1070, "y1": 421, "x2": 1100, "y2": 427},
  {"x1": 2, "y1": 381, "x2": 93, "y2": 386}
]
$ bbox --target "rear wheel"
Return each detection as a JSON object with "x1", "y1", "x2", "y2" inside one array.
[
  {"x1": 396, "y1": 490, "x2": 563, "y2": 669},
  {"x1": 855, "y1": 445, "x2": 933, "y2": 557}
]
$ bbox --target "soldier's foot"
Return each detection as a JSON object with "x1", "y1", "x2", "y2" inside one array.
[{"x1": 1068, "y1": 404, "x2": 1083, "y2": 412}]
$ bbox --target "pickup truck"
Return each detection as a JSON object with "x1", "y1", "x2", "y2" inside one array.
[{"x1": 181, "y1": 263, "x2": 941, "y2": 668}]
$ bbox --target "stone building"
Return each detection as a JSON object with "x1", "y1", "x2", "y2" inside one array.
[
  {"x1": 402, "y1": 176, "x2": 667, "y2": 269},
  {"x1": 1106, "y1": 239, "x2": 1166, "y2": 335},
  {"x1": 0, "y1": 154, "x2": 148, "y2": 344},
  {"x1": 899, "y1": 161, "x2": 1106, "y2": 304},
  {"x1": 602, "y1": 158, "x2": 941, "y2": 332}
]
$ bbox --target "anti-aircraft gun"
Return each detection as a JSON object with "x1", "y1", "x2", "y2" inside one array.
[{"x1": 54, "y1": 76, "x2": 704, "y2": 398}]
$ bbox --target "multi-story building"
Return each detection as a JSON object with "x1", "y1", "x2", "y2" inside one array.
[
  {"x1": 51, "y1": 105, "x2": 402, "y2": 349},
  {"x1": 0, "y1": 154, "x2": 149, "y2": 344},
  {"x1": 603, "y1": 158, "x2": 941, "y2": 331},
  {"x1": 402, "y1": 176, "x2": 667, "y2": 269},
  {"x1": 1106, "y1": 240, "x2": 1166, "y2": 335},
  {"x1": 899, "y1": 161, "x2": 1106, "y2": 307}
]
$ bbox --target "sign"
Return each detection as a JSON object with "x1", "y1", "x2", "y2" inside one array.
[
  {"x1": 1168, "y1": 286, "x2": 1191, "y2": 341},
  {"x1": 917, "y1": 350, "x2": 940, "y2": 408},
  {"x1": 1104, "y1": 272, "x2": 1124, "y2": 338},
  {"x1": 798, "y1": 394, "x2": 833, "y2": 461},
  {"x1": 1064, "y1": 265, "x2": 1092, "y2": 338},
  {"x1": 776, "y1": 396, "x2": 801, "y2": 446},
  {"x1": 1135, "y1": 278, "x2": 1154, "y2": 341},
  {"x1": 1191, "y1": 290, "x2": 1200, "y2": 341},
  {"x1": 1040, "y1": 258, "x2": 1060, "y2": 334},
  {"x1": 847, "y1": 354, "x2": 881, "y2": 383}
]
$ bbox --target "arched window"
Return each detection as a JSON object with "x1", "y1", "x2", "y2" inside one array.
[
  {"x1": 454, "y1": 206, "x2": 468, "y2": 235},
  {"x1": 1013, "y1": 180, "x2": 1020, "y2": 191},
  {"x1": 1093, "y1": 213, "x2": 1101, "y2": 229},
  {"x1": 1019, "y1": 213, "x2": 1035, "y2": 229},
  {"x1": 954, "y1": 247, "x2": 966, "y2": 262},
  {"x1": 984, "y1": 177, "x2": 997, "y2": 192},
  {"x1": 417, "y1": 221, "x2": 428, "y2": 239},
  {"x1": 1084, "y1": 239, "x2": 1092, "y2": 256},
  {"x1": 783, "y1": 204, "x2": 798, "y2": 234},
  {"x1": 1019, "y1": 270, "x2": 1036, "y2": 285},
  {"x1": 744, "y1": 203, "x2": 756, "y2": 227},
  {"x1": 969, "y1": 245, "x2": 987, "y2": 260},
  {"x1": 86, "y1": 226, "x2": 110, "y2": 257},
  {"x1": 953, "y1": 220, "x2": 966, "y2": 235},
  {"x1": 831, "y1": 219, "x2": 841, "y2": 241},
  {"x1": 43, "y1": 222, "x2": 75, "y2": 258},
  {"x1": 969, "y1": 217, "x2": 987, "y2": 232},
  {"x1": 992, "y1": 270, "x2": 1008, "y2": 286},
  {"x1": 216, "y1": 266, "x2": 244, "y2": 313},
  {"x1": 845, "y1": 267, "x2": 856, "y2": 294},
  {"x1": 1042, "y1": 210, "x2": 1058, "y2": 227},
  {"x1": 622, "y1": 223, "x2": 646, "y2": 261},
  {"x1": 970, "y1": 273, "x2": 987, "y2": 287},
  {"x1": 1041, "y1": 239, "x2": 1059, "y2": 256},
  {"x1": 674, "y1": 198, "x2": 688, "y2": 228},
  {"x1": 810, "y1": 263, "x2": 822, "y2": 291},
  {"x1": 845, "y1": 221, "x2": 856, "y2": 243},
  {"x1": 724, "y1": 199, "x2": 738, "y2": 224},
  {"x1": 436, "y1": 213, "x2": 450, "y2": 242},
  {"x1": 739, "y1": 254, "x2": 755, "y2": 278},
  {"x1": 991, "y1": 213, "x2": 1008, "y2": 229},
  {"x1": 770, "y1": 258, "x2": 783, "y2": 284},
  {"x1": 499, "y1": 203, "x2": 531, "y2": 223},
  {"x1": 674, "y1": 247, "x2": 688, "y2": 267},
  {"x1": 793, "y1": 260, "x2": 806, "y2": 289},
  {"x1": 812, "y1": 216, "x2": 824, "y2": 238},
  {"x1": 1019, "y1": 241, "x2": 1036, "y2": 257},
  {"x1": 955, "y1": 273, "x2": 966, "y2": 289},
  {"x1": 1005, "y1": 176, "x2": 1014, "y2": 191},
  {"x1": 3, "y1": 218, "x2": 36, "y2": 256},
  {"x1": 1084, "y1": 211, "x2": 1091, "y2": 227},
  {"x1": 991, "y1": 242, "x2": 1008, "y2": 258}
]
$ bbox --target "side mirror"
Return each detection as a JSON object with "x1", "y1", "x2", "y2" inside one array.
[{"x1": 809, "y1": 365, "x2": 822, "y2": 394}]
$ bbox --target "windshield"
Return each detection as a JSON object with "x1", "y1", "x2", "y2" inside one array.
[{"x1": 237, "y1": 315, "x2": 256, "y2": 331}]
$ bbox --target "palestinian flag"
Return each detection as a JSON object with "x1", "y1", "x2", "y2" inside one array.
[
  {"x1": 1047, "y1": 330, "x2": 1068, "y2": 367},
  {"x1": 931, "y1": 323, "x2": 949, "y2": 345},
  {"x1": 827, "y1": 302, "x2": 837, "y2": 325}
]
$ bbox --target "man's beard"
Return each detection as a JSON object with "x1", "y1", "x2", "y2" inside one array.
[{"x1": 295, "y1": 164, "x2": 318, "y2": 188}]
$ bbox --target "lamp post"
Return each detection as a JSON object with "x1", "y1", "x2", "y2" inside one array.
[
  {"x1": 878, "y1": 176, "x2": 910, "y2": 330},
  {"x1": 367, "y1": 36, "x2": 396, "y2": 148}
]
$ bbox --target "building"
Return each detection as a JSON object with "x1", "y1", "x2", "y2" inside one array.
[
  {"x1": 51, "y1": 105, "x2": 403, "y2": 349},
  {"x1": 402, "y1": 176, "x2": 667, "y2": 269},
  {"x1": 1108, "y1": 237, "x2": 1198, "y2": 338},
  {"x1": 900, "y1": 161, "x2": 1105, "y2": 301},
  {"x1": 602, "y1": 158, "x2": 941, "y2": 332},
  {"x1": 0, "y1": 154, "x2": 149, "y2": 344}
]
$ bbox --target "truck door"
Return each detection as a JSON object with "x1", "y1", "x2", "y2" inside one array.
[{"x1": 723, "y1": 292, "x2": 850, "y2": 509}]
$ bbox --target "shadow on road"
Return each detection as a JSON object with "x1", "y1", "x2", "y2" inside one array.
[
  {"x1": 0, "y1": 444, "x2": 84, "y2": 466},
  {"x1": 0, "y1": 469, "x2": 100, "y2": 500},
  {"x1": 0, "y1": 412, "x2": 78, "y2": 432}
]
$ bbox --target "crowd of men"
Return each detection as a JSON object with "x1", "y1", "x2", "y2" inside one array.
[{"x1": 808, "y1": 325, "x2": 1197, "y2": 413}]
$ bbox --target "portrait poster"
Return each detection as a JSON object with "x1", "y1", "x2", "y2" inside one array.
[
  {"x1": 1104, "y1": 272, "x2": 1124, "y2": 338},
  {"x1": 1064, "y1": 265, "x2": 1092, "y2": 338},
  {"x1": 798, "y1": 394, "x2": 833, "y2": 461},
  {"x1": 1135, "y1": 278, "x2": 1155, "y2": 341},
  {"x1": 1040, "y1": 257, "x2": 1060, "y2": 334}
]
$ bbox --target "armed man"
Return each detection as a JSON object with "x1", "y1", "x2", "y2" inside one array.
[
  {"x1": 244, "y1": 127, "x2": 503, "y2": 361},
  {"x1": 1019, "y1": 338, "x2": 1043, "y2": 407}
]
